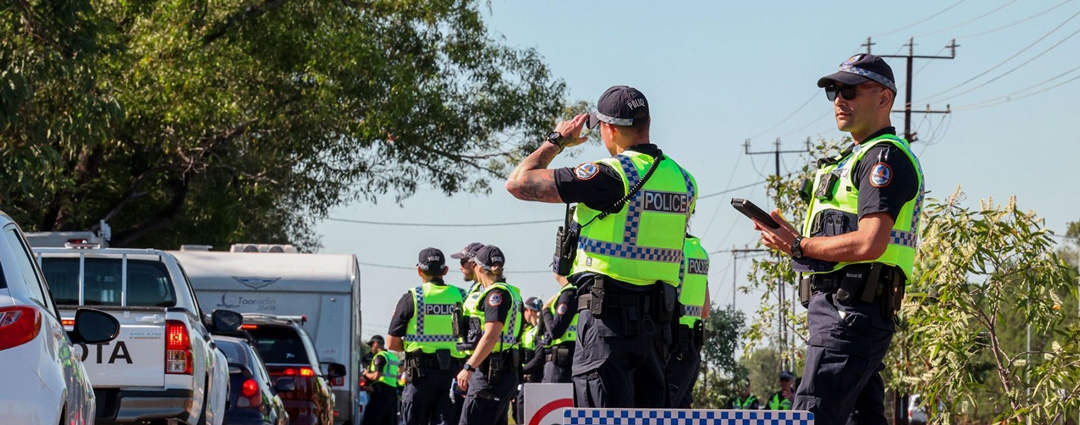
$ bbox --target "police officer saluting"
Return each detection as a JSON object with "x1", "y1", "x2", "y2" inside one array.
[
  {"x1": 505, "y1": 86, "x2": 698, "y2": 408},
  {"x1": 454, "y1": 245, "x2": 523, "y2": 424},
  {"x1": 752, "y1": 54, "x2": 924, "y2": 424},
  {"x1": 541, "y1": 274, "x2": 578, "y2": 383},
  {"x1": 667, "y1": 234, "x2": 710, "y2": 408},
  {"x1": 387, "y1": 248, "x2": 466, "y2": 425},
  {"x1": 362, "y1": 335, "x2": 400, "y2": 425},
  {"x1": 765, "y1": 371, "x2": 795, "y2": 410}
]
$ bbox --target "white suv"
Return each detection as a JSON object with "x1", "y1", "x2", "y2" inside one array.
[{"x1": 0, "y1": 212, "x2": 120, "y2": 425}]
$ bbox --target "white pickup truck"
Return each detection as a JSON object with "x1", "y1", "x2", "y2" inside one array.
[{"x1": 35, "y1": 246, "x2": 241, "y2": 425}]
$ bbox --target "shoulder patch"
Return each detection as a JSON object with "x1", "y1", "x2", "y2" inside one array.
[
  {"x1": 556, "y1": 303, "x2": 568, "y2": 315},
  {"x1": 573, "y1": 163, "x2": 600, "y2": 180},
  {"x1": 487, "y1": 292, "x2": 503, "y2": 307},
  {"x1": 869, "y1": 162, "x2": 892, "y2": 187}
]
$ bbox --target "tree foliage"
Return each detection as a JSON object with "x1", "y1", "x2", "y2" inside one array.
[
  {"x1": 1, "y1": 0, "x2": 566, "y2": 249},
  {"x1": 693, "y1": 305, "x2": 746, "y2": 409}
]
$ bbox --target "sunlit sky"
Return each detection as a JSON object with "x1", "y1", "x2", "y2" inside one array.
[{"x1": 308, "y1": 1, "x2": 1080, "y2": 338}]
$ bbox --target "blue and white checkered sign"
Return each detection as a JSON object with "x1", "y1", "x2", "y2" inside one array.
[{"x1": 562, "y1": 409, "x2": 813, "y2": 425}]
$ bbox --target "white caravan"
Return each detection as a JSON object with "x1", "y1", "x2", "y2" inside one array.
[{"x1": 171, "y1": 250, "x2": 362, "y2": 425}]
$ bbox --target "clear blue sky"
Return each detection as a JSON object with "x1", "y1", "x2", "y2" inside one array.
[{"x1": 313, "y1": 0, "x2": 1080, "y2": 338}]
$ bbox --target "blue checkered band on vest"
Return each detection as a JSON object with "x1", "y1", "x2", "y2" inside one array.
[
  {"x1": 402, "y1": 285, "x2": 457, "y2": 343},
  {"x1": 577, "y1": 152, "x2": 693, "y2": 265},
  {"x1": 562, "y1": 408, "x2": 814, "y2": 424},
  {"x1": 683, "y1": 305, "x2": 703, "y2": 318},
  {"x1": 838, "y1": 64, "x2": 898, "y2": 93},
  {"x1": 879, "y1": 136, "x2": 924, "y2": 249}
]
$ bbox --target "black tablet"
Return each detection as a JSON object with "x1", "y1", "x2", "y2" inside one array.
[{"x1": 730, "y1": 198, "x2": 780, "y2": 229}]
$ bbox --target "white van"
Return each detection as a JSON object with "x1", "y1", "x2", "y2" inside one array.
[{"x1": 171, "y1": 250, "x2": 362, "y2": 425}]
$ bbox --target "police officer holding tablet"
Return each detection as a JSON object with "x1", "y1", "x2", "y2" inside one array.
[
  {"x1": 751, "y1": 54, "x2": 924, "y2": 424},
  {"x1": 505, "y1": 86, "x2": 697, "y2": 408}
]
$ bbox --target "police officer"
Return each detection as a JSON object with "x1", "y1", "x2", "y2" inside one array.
[
  {"x1": 753, "y1": 54, "x2": 924, "y2": 424},
  {"x1": 387, "y1": 248, "x2": 466, "y2": 425},
  {"x1": 454, "y1": 245, "x2": 523, "y2": 425},
  {"x1": 730, "y1": 378, "x2": 760, "y2": 410},
  {"x1": 666, "y1": 234, "x2": 711, "y2": 408},
  {"x1": 505, "y1": 86, "x2": 698, "y2": 407},
  {"x1": 450, "y1": 242, "x2": 486, "y2": 300},
  {"x1": 514, "y1": 297, "x2": 545, "y2": 424},
  {"x1": 765, "y1": 371, "x2": 795, "y2": 410},
  {"x1": 362, "y1": 335, "x2": 400, "y2": 425},
  {"x1": 541, "y1": 274, "x2": 577, "y2": 383}
]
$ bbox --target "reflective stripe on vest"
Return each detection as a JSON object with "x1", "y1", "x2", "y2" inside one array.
[
  {"x1": 800, "y1": 135, "x2": 924, "y2": 280},
  {"x1": 544, "y1": 285, "x2": 579, "y2": 347},
  {"x1": 571, "y1": 151, "x2": 698, "y2": 286},
  {"x1": 372, "y1": 351, "x2": 401, "y2": 388},
  {"x1": 678, "y1": 236, "x2": 709, "y2": 327},
  {"x1": 403, "y1": 282, "x2": 466, "y2": 358},
  {"x1": 461, "y1": 282, "x2": 523, "y2": 350},
  {"x1": 733, "y1": 395, "x2": 757, "y2": 409},
  {"x1": 768, "y1": 393, "x2": 792, "y2": 410},
  {"x1": 521, "y1": 325, "x2": 538, "y2": 350}
]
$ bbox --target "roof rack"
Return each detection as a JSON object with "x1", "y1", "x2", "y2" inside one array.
[{"x1": 240, "y1": 313, "x2": 307, "y2": 325}]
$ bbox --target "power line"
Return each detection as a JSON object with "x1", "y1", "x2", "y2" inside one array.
[
  {"x1": 959, "y1": 0, "x2": 1074, "y2": 39},
  {"x1": 917, "y1": 8, "x2": 1080, "y2": 103},
  {"x1": 328, "y1": 217, "x2": 560, "y2": 227},
  {"x1": 873, "y1": 0, "x2": 968, "y2": 37},
  {"x1": 748, "y1": 91, "x2": 819, "y2": 140},
  {"x1": 954, "y1": 72, "x2": 1080, "y2": 110},
  {"x1": 953, "y1": 64, "x2": 1080, "y2": 109},
  {"x1": 700, "y1": 152, "x2": 745, "y2": 236},
  {"x1": 698, "y1": 180, "x2": 768, "y2": 200},
  {"x1": 915, "y1": 0, "x2": 1020, "y2": 37},
  {"x1": 873, "y1": 37, "x2": 959, "y2": 142}
]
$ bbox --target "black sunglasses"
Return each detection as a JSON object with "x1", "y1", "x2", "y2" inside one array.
[{"x1": 824, "y1": 85, "x2": 859, "y2": 102}]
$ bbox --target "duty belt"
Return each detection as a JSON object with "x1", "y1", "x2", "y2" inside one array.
[{"x1": 406, "y1": 351, "x2": 464, "y2": 370}]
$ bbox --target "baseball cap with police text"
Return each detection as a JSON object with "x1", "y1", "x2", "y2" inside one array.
[
  {"x1": 586, "y1": 85, "x2": 650, "y2": 129},
  {"x1": 817, "y1": 54, "x2": 897, "y2": 93},
  {"x1": 474, "y1": 245, "x2": 506, "y2": 270},
  {"x1": 417, "y1": 247, "x2": 446, "y2": 272},
  {"x1": 450, "y1": 242, "x2": 485, "y2": 260}
]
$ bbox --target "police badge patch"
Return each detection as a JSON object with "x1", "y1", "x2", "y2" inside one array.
[
  {"x1": 574, "y1": 163, "x2": 599, "y2": 180},
  {"x1": 487, "y1": 292, "x2": 503, "y2": 307},
  {"x1": 557, "y1": 303, "x2": 568, "y2": 315},
  {"x1": 869, "y1": 162, "x2": 892, "y2": 187}
]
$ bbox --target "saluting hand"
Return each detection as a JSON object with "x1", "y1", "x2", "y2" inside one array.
[
  {"x1": 553, "y1": 114, "x2": 590, "y2": 149},
  {"x1": 753, "y1": 209, "x2": 800, "y2": 256}
]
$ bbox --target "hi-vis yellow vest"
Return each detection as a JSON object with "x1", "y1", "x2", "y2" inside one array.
[
  {"x1": 544, "y1": 285, "x2": 579, "y2": 347},
  {"x1": 371, "y1": 351, "x2": 400, "y2": 387},
  {"x1": 801, "y1": 135, "x2": 924, "y2": 280},
  {"x1": 461, "y1": 282, "x2": 523, "y2": 352},
  {"x1": 403, "y1": 281, "x2": 466, "y2": 358},
  {"x1": 571, "y1": 150, "x2": 698, "y2": 287},
  {"x1": 679, "y1": 236, "x2": 709, "y2": 327}
]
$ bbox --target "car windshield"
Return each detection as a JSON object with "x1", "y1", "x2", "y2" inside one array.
[
  {"x1": 247, "y1": 325, "x2": 311, "y2": 365},
  {"x1": 41, "y1": 257, "x2": 176, "y2": 306},
  {"x1": 217, "y1": 339, "x2": 250, "y2": 365}
]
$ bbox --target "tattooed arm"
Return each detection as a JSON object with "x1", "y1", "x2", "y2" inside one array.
[{"x1": 505, "y1": 113, "x2": 590, "y2": 203}]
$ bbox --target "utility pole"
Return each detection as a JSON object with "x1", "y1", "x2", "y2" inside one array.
[
  {"x1": 868, "y1": 37, "x2": 958, "y2": 142},
  {"x1": 744, "y1": 138, "x2": 811, "y2": 373}
]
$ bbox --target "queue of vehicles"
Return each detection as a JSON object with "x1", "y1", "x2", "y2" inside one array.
[{"x1": 2, "y1": 213, "x2": 365, "y2": 425}]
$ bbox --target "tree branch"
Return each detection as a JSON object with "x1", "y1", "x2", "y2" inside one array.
[{"x1": 202, "y1": 0, "x2": 290, "y2": 46}]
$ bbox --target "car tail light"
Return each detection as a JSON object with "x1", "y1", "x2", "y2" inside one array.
[
  {"x1": 0, "y1": 307, "x2": 42, "y2": 351},
  {"x1": 236, "y1": 378, "x2": 263, "y2": 408},
  {"x1": 299, "y1": 367, "x2": 315, "y2": 377},
  {"x1": 165, "y1": 320, "x2": 192, "y2": 374},
  {"x1": 61, "y1": 319, "x2": 74, "y2": 327},
  {"x1": 272, "y1": 367, "x2": 315, "y2": 377},
  {"x1": 240, "y1": 324, "x2": 258, "y2": 330}
]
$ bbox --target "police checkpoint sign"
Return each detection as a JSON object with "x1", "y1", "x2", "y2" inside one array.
[
  {"x1": 525, "y1": 383, "x2": 574, "y2": 425},
  {"x1": 561, "y1": 408, "x2": 814, "y2": 425}
]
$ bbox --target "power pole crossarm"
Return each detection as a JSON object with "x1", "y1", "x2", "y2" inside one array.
[{"x1": 871, "y1": 37, "x2": 958, "y2": 143}]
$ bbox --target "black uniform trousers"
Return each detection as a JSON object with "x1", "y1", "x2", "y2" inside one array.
[
  {"x1": 665, "y1": 329, "x2": 701, "y2": 408},
  {"x1": 543, "y1": 343, "x2": 574, "y2": 383},
  {"x1": 572, "y1": 307, "x2": 671, "y2": 408},
  {"x1": 458, "y1": 363, "x2": 519, "y2": 425},
  {"x1": 401, "y1": 366, "x2": 459, "y2": 425},
  {"x1": 362, "y1": 382, "x2": 399, "y2": 425},
  {"x1": 793, "y1": 291, "x2": 894, "y2": 425}
]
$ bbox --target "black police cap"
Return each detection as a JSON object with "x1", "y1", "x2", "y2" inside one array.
[
  {"x1": 449, "y1": 242, "x2": 484, "y2": 260},
  {"x1": 817, "y1": 54, "x2": 897, "y2": 93},
  {"x1": 586, "y1": 85, "x2": 650, "y2": 129},
  {"x1": 416, "y1": 247, "x2": 446, "y2": 271},
  {"x1": 474, "y1": 245, "x2": 506, "y2": 270}
]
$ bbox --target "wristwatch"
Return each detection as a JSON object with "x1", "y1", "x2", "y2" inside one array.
[
  {"x1": 545, "y1": 131, "x2": 566, "y2": 150},
  {"x1": 791, "y1": 236, "x2": 804, "y2": 259},
  {"x1": 463, "y1": 362, "x2": 476, "y2": 372}
]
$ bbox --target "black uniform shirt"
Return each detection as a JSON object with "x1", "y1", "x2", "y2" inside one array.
[
  {"x1": 851, "y1": 127, "x2": 919, "y2": 221},
  {"x1": 554, "y1": 144, "x2": 661, "y2": 210},
  {"x1": 542, "y1": 287, "x2": 578, "y2": 342},
  {"x1": 387, "y1": 277, "x2": 446, "y2": 337},
  {"x1": 481, "y1": 283, "x2": 513, "y2": 324}
]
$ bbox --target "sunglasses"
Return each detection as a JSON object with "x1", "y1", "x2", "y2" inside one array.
[{"x1": 825, "y1": 83, "x2": 885, "y2": 102}]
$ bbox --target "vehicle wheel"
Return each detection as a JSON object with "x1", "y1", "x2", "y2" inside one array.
[{"x1": 195, "y1": 378, "x2": 210, "y2": 425}]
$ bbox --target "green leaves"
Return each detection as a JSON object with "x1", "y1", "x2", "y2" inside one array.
[{"x1": 1, "y1": 0, "x2": 567, "y2": 248}]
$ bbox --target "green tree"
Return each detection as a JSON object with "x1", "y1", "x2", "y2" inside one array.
[
  {"x1": 693, "y1": 305, "x2": 747, "y2": 408},
  {"x1": 1, "y1": 0, "x2": 566, "y2": 249}
]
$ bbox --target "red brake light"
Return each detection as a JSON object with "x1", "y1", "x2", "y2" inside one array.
[
  {"x1": 242, "y1": 379, "x2": 259, "y2": 397},
  {"x1": 0, "y1": 307, "x2": 42, "y2": 351},
  {"x1": 61, "y1": 319, "x2": 75, "y2": 327},
  {"x1": 283, "y1": 368, "x2": 297, "y2": 376},
  {"x1": 165, "y1": 320, "x2": 192, "y2": 374},
  {"x1": 299, "y1": 367, "x2": 315, "y2": 377},
  {"x1": 240, "y1": 324, "x2": 258, "y2": 330}
]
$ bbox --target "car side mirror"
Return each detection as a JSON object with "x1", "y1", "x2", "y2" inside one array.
[
  {"x1": 322, "y1": 362, "x2": 346, "y2": 379},
  {"x1": 211, "y1": 310, "x2": 243, "y2": 332},
  {"x1": 68, "y1": 308, "x2": 120, "y2": 344},
  {"x1": 275, "y1": 378, "x2": 296, "y2": 393}
]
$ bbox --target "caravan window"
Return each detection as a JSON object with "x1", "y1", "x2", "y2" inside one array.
[
  {"x1": 247, "y1": 325, "x2": 313, "y2": 365},
  {"x1": 40, "y1": 257, "x2": 176, "y2": 307}
]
